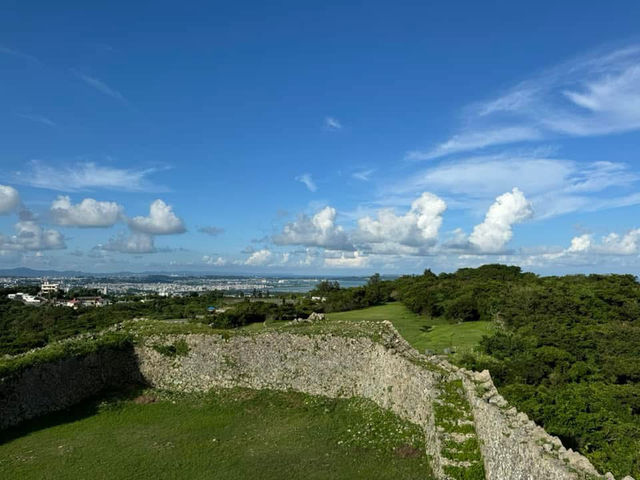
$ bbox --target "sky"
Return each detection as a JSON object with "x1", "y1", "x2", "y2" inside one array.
[{"x1": 3, "y1": 1, "x2": 640, "y2": 275}]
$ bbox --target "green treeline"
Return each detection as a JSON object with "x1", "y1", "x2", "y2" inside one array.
[
  {"x1": 0, "y1": 291, "x2": 223, "y2": 355},
  {"x1": 392, "y1": 265, "x2": 640, "y2": 478}
]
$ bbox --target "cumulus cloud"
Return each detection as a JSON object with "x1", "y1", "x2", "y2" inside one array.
[
  {"x1": 100, "y1": 232, "x2": 156, "y2": 254},
  {"x1": 245, "y1": 249, "x2": 273, "y2": 266},
  {"x1": 567, "y1": 234, "x2": 592, "y2": 253},
  {"x1": 324, "y1": 251, "x2": 368, "y2": 268},
  {"x1": 566, "y1": 230, "x2": 640, "y2": 255},
  {"x1": 203, "y1": 255, "x2": 228, "y2": 266},
  {"x1": 198, "y1": 226, "x2": 224, "y2": 236},
  {"x1": 0, "y1": 221, "x2": 65, "y2": 251},
  {"x1": 50, "y1": 196, "x2": 123, "y2": 227},
  {"x1": 0, "y1": 185, "x2": 20, "y2": 214},
  {"x1": 128, "y1": 199, "x2": 186, "y2": 235},
  {"x1": 468, "y1": 188, "x2": 533, "y2": 253},
  {"x1": 273, "y1": 206, "x2": 353, "y2": 250},
  {"x1": 295, "y1": 173, "x2": 317, "y2": 192},
  {"x1": 356, "y1": 192, "x2": 446, "y2": 248},
  {"x1": 496, "y1": 227, "x2": 640, "y2": 271}
]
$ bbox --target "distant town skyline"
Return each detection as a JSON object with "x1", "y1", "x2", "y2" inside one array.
[{"x1": 3, "y1": 2, "x2": 640, "y2": 274}]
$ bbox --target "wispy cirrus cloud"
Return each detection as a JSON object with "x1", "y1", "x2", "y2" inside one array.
[
  {"x1": 198, "y1": 226, "x2": 225, "y2": 236},
  {"x1": 72, "y1": 69, "x2": 128, "y2": 104},
  {"x1": 411, "y1": 45, "x2": 640, "y2": 160},
  {"x1": 407, "y1": 127, "x2": 541, "y2": 161},
  {"x1": 295, "y1": 173, "x2": 317, "y2": 192},
  {"x1": 324, "y1": 116, "x2": 342, "y2": 130},
  {"x1": 12, "y1": 160, "x2": 166, "y2": 192},
  {"x1": 352, "y1": 169, "x2": 375, "y2": 181},
  {"x1": 391, "y1": 153, "x2": 640, "y2": 219},
  {"x1": 0, "y1": 46, "x2": 40, "y2": 64},
  {"x1": 17, "y1": 113, "x2": 56, "y2": 127}
]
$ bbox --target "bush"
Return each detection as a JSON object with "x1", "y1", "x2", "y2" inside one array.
[
  {"x1": 152, "y1": 339, "x2": 190, "y2": 358},
  {"x1": 445, "y1": 295, "x2": 480, "y2": 322}
]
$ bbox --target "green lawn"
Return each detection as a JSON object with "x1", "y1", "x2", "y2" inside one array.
[
  {"x1": 328, "y1": 303, "x2": 493, "y2": 354},
  {"x1": 0, "y1": 388, "x2": 432, "y2": 480}
]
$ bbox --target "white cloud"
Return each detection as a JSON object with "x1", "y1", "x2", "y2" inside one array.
[
  {"x1": 128, "y1": 199, "x2": 186, "y2": 235},
  {"x1": 398, "y1": 155, "x2": 572, "y2": 198},
  {"x1": 295, "y1": 173, "x2": 317, "y2": 192},
  {"x1": 273, "y1": 206, "x2": 353, "y2": 250},
  {"x1": 0, "y1": 185, "x2": 20, "y2": 214},
  {"x1": 567, "y1": 234, "x2": 592, "y2": 253},
  {"x1": 416, "y1": 45, "x2": 640, "y2": 159},
  {"x1": 13, "y1": 160, "x2": 163, "y2": 192},
  {"x1": 359, "y1": 242, "x2": 426, "y2": 256},
  {"x1": 0, "y1": 221, "x2": 65, "y2": 251},
  {"x1": 198, "y1": 226, "x2": 224, "y2": 236},
  {"x1": 407, "y1": 127, "x2": 541, "y2": 161},
  {"x1": 566, "y1": 230, "x2": 640, "y2": 255},
  {"x1": 0, "y1": 46, "x2": 39, "y2": 64},
  {"x1": 73, "y1": 69, "x2": 128, "y2": 104},
  {"x1": 324, "y1": 251, "x2": 368, "y2": 268},
  {"x1": 203, "y1": 255, "x2": 228, "y2": 266},
  {"x1": 352, "y1": 169, "x2": 375, "y2": 181},
  {"x1": 18, "y1": 113, "x2": 56, "y2": 127},
  {"x1": 508, "y1": 227, "x2": 640, "y2": 270},
  {"x1": 355, "y1": 192, "x2": 446, "y2": 248},
  {"x1": 50, "y1": 196, "x2": 123, "y2": 227},
  {"x1": 469, "y1": 188, "x2": 533, "y2": 253},
  {"x1": 245, "y1": 249, "x2": 272, "y2": 266},
  {"x1": 395, "y1": 154, "x2": 640, "y2": 219},
  {"x1": 324, "y1": 116, "x2": 342, "y2": 130},
  {"x1": 100, "y1": 232, "x2": 156, "y2": 254}
]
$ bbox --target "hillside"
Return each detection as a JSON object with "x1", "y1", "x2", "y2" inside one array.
[{"x1": 1, "y1": 264, "x2": 639, "y2": 478}]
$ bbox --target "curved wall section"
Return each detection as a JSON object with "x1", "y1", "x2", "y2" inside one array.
[{"x1": 1, "y1": 326, "x2": 630, "y2": 480}]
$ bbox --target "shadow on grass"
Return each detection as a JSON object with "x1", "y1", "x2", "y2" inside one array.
[
  {"x1": 0, "y1": 343, "x2": 149, "y2": 445},
  {"x1": 0, "y1": 382, "x2": 146, "y2": 445}
]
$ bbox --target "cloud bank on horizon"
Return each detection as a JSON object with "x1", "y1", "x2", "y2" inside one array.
[{"x1": 3, "y1": 3, "x2": 640, "y2": 274}]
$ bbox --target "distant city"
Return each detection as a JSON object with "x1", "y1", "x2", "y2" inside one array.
[{"x1": 0, "y1": 271, "x2": 377, "y2": 299}]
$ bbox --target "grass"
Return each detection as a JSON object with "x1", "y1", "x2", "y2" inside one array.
[
  {"x1": 0, "y1": 331, "x2": 134, "y2": 378},
  {"x1": 151, "y1": 339, "x2": 190, "y2": 358},
  {"x1": 327, "y1": 303, "x2": 493, "y2": 354},
  {"x1": 433, "y1": 379, "x2": 485, "y2": 480},
  {"x1": 0, "y1": 388, "x2": 433, "y2": 480}
]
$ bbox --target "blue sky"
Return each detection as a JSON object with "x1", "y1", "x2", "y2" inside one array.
[{"x1": 3, "y1": 1, "x2": 640, "y2": 274}]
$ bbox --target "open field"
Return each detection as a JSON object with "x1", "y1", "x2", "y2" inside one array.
[
  {"x1": 328, "y1": 303, "x2": 493, "y2": 354},
  {"x1": 0, "y1": 388, "x2": 431, "y2": 480}
]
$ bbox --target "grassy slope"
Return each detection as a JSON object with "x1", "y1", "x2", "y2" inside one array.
[
  {"x1": 328, "y1": 303, "x2": 493, "y2": 354},
  {"x1": 0, "y1": 388, "x2": 432, "y2": 480}
]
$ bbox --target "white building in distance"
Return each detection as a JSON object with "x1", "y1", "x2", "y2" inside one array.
[{"x1": 40, "y1": 282, "x2": 60, "y2": 295}]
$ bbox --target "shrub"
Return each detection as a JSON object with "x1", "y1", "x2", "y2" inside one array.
[{"x1": 152, "y1": 339, "x2": 190, "y2": 358}]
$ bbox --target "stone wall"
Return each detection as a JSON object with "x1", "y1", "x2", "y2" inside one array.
[
  {"x1": 461, "y1": 369, "x2": 600, "y2": 480},
  {"x1": 135, "y1": 330, "x2": 447, "y2": 476},
  {"x1": 0, "y1": 323, "x2": 633, "y2": 480},
  {"x1": 0, "y1": 346, "x2": 141, "y2": 430}
]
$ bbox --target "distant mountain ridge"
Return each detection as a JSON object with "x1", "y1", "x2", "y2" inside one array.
[
  {"x1": 0, "y1": 267, "x2": 374, "y2": 280},
  {"x1": 0, "y1": 267, "x2": 92, "y2": 278}
]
